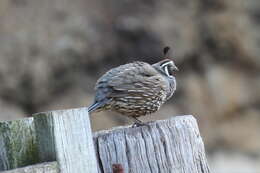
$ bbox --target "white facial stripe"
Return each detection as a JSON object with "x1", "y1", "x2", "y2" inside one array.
[
  {"x1": 161, "y1": 61, "x2": 173, "y2": 68},
  {"x1": 161, "y1": 61, "x2": 173, "y2": 77},
  {"x1": 163, "y1": 66, "x2": 170, "y2": 76}
]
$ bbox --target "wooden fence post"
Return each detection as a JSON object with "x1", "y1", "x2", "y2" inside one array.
[
  {"x1": 0, "y1": 109, "x2": 211, "y2": 173},
  {"x1": 0, "y1": 118, "x2": 38, "y2": 171},
  {"x1": 94, "y1": 115, "x2": 210, "y2": 173},
  {"x1": 33, "y1": 107, "x2": 98, "y2": 173}
]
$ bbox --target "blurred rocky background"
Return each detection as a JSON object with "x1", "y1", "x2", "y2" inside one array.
[{"x1": 0, "y1": 0, "x2": 260, "y2": 172}]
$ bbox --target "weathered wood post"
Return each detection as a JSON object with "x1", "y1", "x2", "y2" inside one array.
[
  {"x1": 94, "y1": 115, "x2": 210, "y2": 173},
  {"x1": 33, "y1": 107, "x2": 98, "y2": 173},
  {"x1": 1, "y1": 162, "x2": 58, "y2": 173},
  {"x1": 0, "y1": 108, "x2": 210, "y2": 173},
  {"x1": 0, "y1": 107, "x2": 98, "y2": 173},
  {"x1": 0, "y1": 118, "x2": 38, "y2": 170}
]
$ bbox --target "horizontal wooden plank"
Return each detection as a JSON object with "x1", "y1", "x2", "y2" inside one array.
[{"x1": 1, "y1": 162, "x2": 58, "y2": 173}]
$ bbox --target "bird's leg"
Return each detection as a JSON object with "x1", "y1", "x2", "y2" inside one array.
[
  {"x1": 127, "y1": 116, "x2": 148, "y2": 127},
  {"x1": 132, "y1": 118, "x2": 144, "y2": 127}
]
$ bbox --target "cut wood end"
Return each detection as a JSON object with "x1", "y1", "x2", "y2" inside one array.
[
  {"x1": 32, "y1": 107, "x2": 89, "y2": 116},
  {"x1": 93, "y1": 115, "x2": 196, "y2": 137}
]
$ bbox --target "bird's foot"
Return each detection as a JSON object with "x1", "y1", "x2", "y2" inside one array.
[
  {"x1": 131, "y1": 122, "x2": 149, "y2": 128},
  {"x1": 127, "y1": 116, "x2": 149, "y2": 128}
]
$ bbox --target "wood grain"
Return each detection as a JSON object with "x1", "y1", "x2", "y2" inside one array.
[
  {"x1": 0, "y1": 108, "x2": 210, "y2": 173},
  {"x1": 1, "y1": 162, "x2": 58, "y2": 173},
  {"x1": 0, "y1": 118, "x2": 38, "y2": 171},
  {"x1": 33, "y1": 107, "x2": 98, "y2": 173},
  {"x1": 94, "y1": 115, "x2": 210, "y2": 173}
]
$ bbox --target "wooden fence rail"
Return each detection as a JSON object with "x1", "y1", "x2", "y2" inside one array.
[{"x1": 0, "y1": 107, "x2": 210, "y2": 173}]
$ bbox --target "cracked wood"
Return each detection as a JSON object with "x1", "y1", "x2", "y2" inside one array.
[{"x1": 94, "y1": 115, "x2": 210, "y2": 173}]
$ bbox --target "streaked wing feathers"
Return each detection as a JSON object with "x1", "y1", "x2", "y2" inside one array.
[{"x1": 94, "y1": 62, "x2": 167, "y2": 101}]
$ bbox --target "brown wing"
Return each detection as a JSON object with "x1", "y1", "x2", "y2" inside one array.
[{"x1": 94, "y1": 61, "x2": 168, "y2": 103}]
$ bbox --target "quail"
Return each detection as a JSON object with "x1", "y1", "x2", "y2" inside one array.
[{"x1": 88, "y1": 47, "x2": 178, "y2": 125}]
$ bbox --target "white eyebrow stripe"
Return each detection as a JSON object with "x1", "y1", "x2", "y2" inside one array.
[{"x1": 161, "y1": 61, "x2": 173, "y2": 67}]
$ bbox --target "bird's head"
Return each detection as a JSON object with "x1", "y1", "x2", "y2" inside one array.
[{"x1": 152, "y1": 47, "x2": 178, "y2": 77}]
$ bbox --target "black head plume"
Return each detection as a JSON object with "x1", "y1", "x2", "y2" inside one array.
[{"x1": 163, "y1": 46, "x2": 170, "y2": 56}]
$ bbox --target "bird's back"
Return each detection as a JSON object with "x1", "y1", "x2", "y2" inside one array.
[{"x1": 90, "y1": 61, "x2": 169, "y2": 116}]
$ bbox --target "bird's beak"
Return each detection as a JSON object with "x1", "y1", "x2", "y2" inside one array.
[{"x1": 174, "y1": 66, "x2": 179, "y2": 71}]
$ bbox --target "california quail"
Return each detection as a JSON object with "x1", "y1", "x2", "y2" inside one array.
[{"x1": 88, "y1": 47, "x2": 178, "y2": 125}]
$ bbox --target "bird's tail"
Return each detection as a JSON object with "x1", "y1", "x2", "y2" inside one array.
[
  {"x1": 88, "y1": 99, "x2": 111, "y2": 113},
  {"x1": 88, "y1": 102, "x2": 102, "y2": 113}
]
